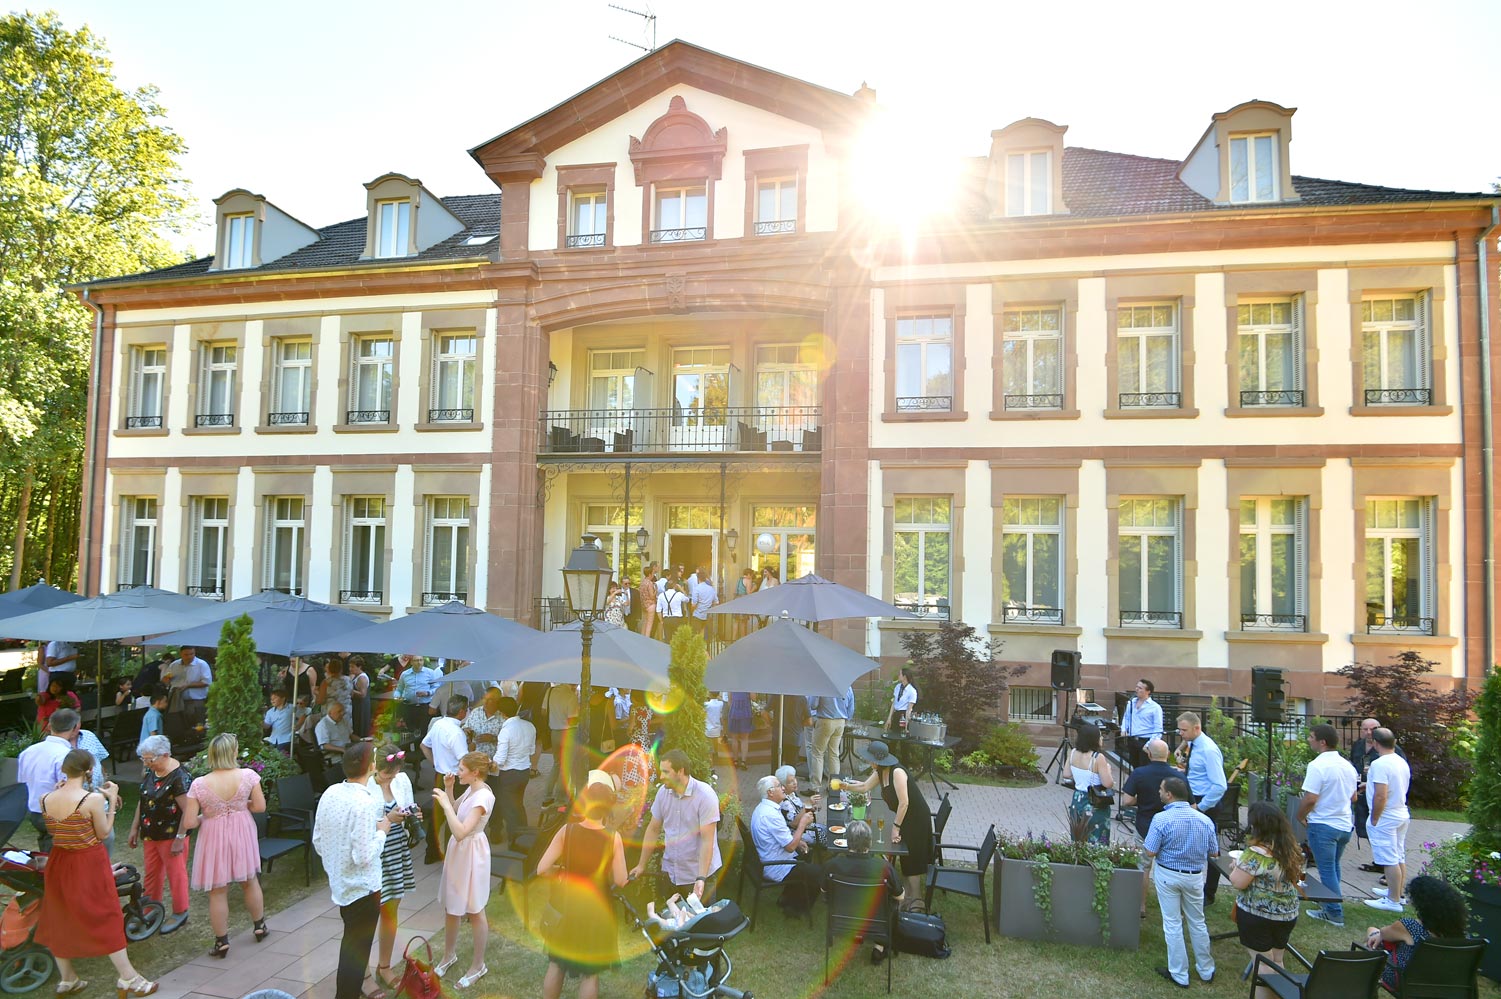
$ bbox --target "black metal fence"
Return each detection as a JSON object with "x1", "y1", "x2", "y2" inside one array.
[{"x1": 539, "y1": 406, "x2": 820, "y2": 455}]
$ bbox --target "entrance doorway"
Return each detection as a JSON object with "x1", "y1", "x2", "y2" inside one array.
[{"x1": 664, "y1": 532, "x2": 716, "y2": 590}]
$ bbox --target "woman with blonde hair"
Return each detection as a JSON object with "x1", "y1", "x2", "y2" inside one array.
[
  {"x1": 431, "y1": 750, "x2": 494, "y2": 988},
  {"x1": 181, "y1": 733, "x2": 267, "y2": 958}
]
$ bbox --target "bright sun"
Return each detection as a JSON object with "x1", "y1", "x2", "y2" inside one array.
[{"x1": 846, "y1": 105, "x2": 969, "y2": 240}]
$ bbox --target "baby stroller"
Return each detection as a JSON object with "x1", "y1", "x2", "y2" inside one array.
[
  {"x1": 0, "y1": 785, "x2": 164, "y2": 993},
  {"x1": 615, "y1": 888, "x2": 755, "y2": 999}
]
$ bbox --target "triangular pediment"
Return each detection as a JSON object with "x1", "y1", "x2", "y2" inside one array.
[{"x1": 469, "y1": 39, "x2": 868, "y2": 185}]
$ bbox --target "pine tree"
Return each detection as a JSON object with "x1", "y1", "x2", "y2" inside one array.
[
  {"x1": 206, "y1": 614, "x2": 262, "y2": 749},
  {"x1": 1467, "y1": 666, "x2": 1501, "y2": 855},
  {"x1": 665, "y1": 626, "x2": 712, "y2": 781}
]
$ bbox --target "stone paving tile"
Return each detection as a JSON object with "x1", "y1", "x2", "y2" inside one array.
[
  {"x1": 274, "y1": 939, "x2": 343, "y2": 985},
  {"x1": 147, "y1": 961, "x2": 222, "y2": 999},
  {"x1": 189, "y1": 953, "x2": 306, "y2": 998},
  {"x1": 300, "y1": 971, "x2": 338, "y2": 999}
]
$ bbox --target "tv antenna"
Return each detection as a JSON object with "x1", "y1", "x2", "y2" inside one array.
[{"x1": 608, "y1": 2, "x2": 656, "y2": 52}]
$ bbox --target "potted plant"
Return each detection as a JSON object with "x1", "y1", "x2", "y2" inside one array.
[
  {"x1": 0, "y1": 721, "x2": 43, "y2": 786},
  {"x1": 994, "y1": 832, "x2": 1145, "y2": 949},
  {"x1": 847, "y1": 789, "x2": 869, "y2": 821}
]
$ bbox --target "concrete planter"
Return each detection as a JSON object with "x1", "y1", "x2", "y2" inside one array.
[
  {"x1": 994, "y1": 856, "x2": 1145, "y2": 949},
  {"x1": 0, "y1": 756, "x2": 17, "y2": 787},
  {"x1": 1465, "y1": 882, "x2": 1501, "y2": 982}
]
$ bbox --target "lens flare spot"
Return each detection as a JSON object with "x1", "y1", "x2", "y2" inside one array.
[{"x1": 646, "y1": 686, "x2": 685, "y2": 715}]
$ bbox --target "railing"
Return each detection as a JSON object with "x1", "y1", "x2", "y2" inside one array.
[
  {"x1": 1119, "y1": 391, "x2": 1181, "y2": 409},
  {"x1": 268, "y1": 411, "x2": 309, "y2": 426},
  {"x1": 1240, "y1": 389, "x2": 1304, "y2": 407},
  {"x1": 565, "y1": 233, "x2": 605, "y2": 248},
  {"x1": 346, "y1": 409, "x2": 391, "y2": 424},
  {"x1": 1210, "y1": 695, "x2": 1362, "y2": 758},
  {"x1": 195, "y1": 413, "x2": 234, "y2": 428},
  {"x1": 115, "y1": 581, "x2": 143, "y2": 591},
  {"x1": 753, "y1": 219, "x2": 796, "y2": 235},
  {"x1": 1004, "y1": 393, "x2": 1063, "y2": 410},
  {"x1": 1008, "y1": 685, "x2": 1056, "y2": 723},
  {"x1": 893, "y1": 601, "x2": 950, "y2": 621},
  {"x1": 539, "y1": 406, "x2": 820, "y2": 455},
  {"x1": 125, "y1": 415, "x2": 162, "y2": 429},
  {"x1": 186, "y1": 586, "x2": 225, "y2": 600},
  {"x1": 427, "y1": 408, "x2": 474, "y2": 423},
  {"x1": 340, "y1": 589, "x2": 383, "y2": 605},
  {"x1": 1365, "y1": 387, "x2": 1432, "y2": 406},
  {"x1": 533, "y1": 597, "x2": 577, "y2": 632},
  {"x1": 1119, "y1": 609, "x2": 1183, "y2": 628},
  {"x1": 1002, "y1": 604, "x2": 1064, "y2": 625},
  {"x1": 649, "y1": 227, "x2": 707, "y2": 243},
  {"x1": 896, "y1": 395, "x2": 952, "y2": 413},
  {"x1": 1367, "y1": 614, "x2": 1435, "y2": 635},
  {"x1": 423, "y1": 590, "x2": 468, "y2": 606},
  {"x1": 1241, "y1": 612, "x2": 1307, "y2": 631},
  {"x1": 260, "y1": 586, "x2": 304, "y2": 597}
]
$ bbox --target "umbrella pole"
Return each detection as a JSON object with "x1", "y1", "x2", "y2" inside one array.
[
  {"x1": 97, "y1": 639, "x2": 104, "y2": 733},
  {"x1": 777, "y1": 693, "x2": 785, "y2": 771}
]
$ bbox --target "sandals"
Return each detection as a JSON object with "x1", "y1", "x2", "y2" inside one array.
[
  {"x1": 457, "y1": 966, "x2": 488, "y2": 989},
  {"x1": 433, "y1": 956, "x2": 458, "y2": 978},
  {"x1": 360, "y1": 984, "x2": 388, "y2": 999},
  {"x1": 55, "y1": 981, "x2": 87, "y2": 996},
  {"x1": 209, "y1": 935, "x2": 230, "y2": 959},
  {"x1": 253, "y1": 919, "x2": 269, "y2": 942},
  {"x1": 115, "y1": 977, "x2": 157, "y2": 999},
  {"x1": 375, "y1": 966, "x2": 400, "y2": 990}
]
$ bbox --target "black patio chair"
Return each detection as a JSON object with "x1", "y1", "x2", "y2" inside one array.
[
  {"x1": 1250, "y1": 947, "x2": 1387, "y2": 999},
  {"x1": 923, "y1": 823, "x2": 997, "y2": 944},
  {"x1": 1215, "y1": 782, "x2": 1244, "y2": 848},
  {"x1": 109, "y1": 707, "x2": 148, "y2": 773},
  {"x1": 253, "y1": 810, "x2": 312, "y2": 885},
  {"x1": 1372, "y1": 936, "x2": 1488, "y2": 998},
  {"x1": 734, "y1": 816, "x2": 804, "y2": 930},
  {"x1": 824, "y1": 871, "x2": 896, "y2": 993},
  {"x1": 269, "y1": 774, "x2": 316, "y2": 837},
  {"x1": 930, "y1": 794, "x2": 952, "y2": 859}
]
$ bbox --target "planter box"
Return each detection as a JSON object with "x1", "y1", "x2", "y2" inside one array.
[
  {"x1": 1283, "y1": 793, "x2": 1307, "y2": 846},
  {"x1": 1466, "y1": 882, "x2": 1501, "y2": 983},
  {"x1": 994, "y1": 856, "x2": 1144, "y2": 949},
  {"x1": 0, "y1": 756, "x2": 17, "y2": 787}
]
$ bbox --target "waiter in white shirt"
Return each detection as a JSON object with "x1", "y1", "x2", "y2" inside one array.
[
  {"x1": 490, "y1": 696, "x2": 536, "y2": 847},
  {"x1": 420, "y1": 694, "x2": 470, "y2": 863},
  {"x1": 1119, "y1": 678, "x2": 1164, "y2": 768},
  {"x1": 657, "y1": 581, "x2": 689, "y2": 643}
]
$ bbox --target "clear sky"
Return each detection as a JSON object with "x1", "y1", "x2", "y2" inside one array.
[{"x1": 29, "y1": 0, "x2": 1501, "y2": 254}]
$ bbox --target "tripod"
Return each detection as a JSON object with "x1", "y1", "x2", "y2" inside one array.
[{"x1": 1045, "y1": 687, "x2": 1077, "y2": 785}]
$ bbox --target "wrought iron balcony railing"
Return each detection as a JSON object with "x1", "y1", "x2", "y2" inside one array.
[
  {"x1": 893, "y1": 601, "x2": 950, "y2": 621},
  {"x1": 1119, "y1": 392, "x2": 1181, "y2": 409},
  {"x1": 268, "y1": 411, "x2": 309, "y2": 426},
  {"x1": 1367, "y1": 614, "x2": 1435, "y2": 635},
  {"x1": 539, "y1": 406, "x2": 821, "y2": 455},
  {"x1": 1120, "y1": 609, "x2": 1183, "y2": 628},
  {"x1": 565, "y1": 233, "x2": 605, "y2": 248},
  {"x1": 1241, "y1": 612, "x2": 1307, "y2": 631},
  {"x1": 115, "y1": 581, "x2": 144, "y2": 591},
  {"x1": 260, "y1": 585, "x2": 304, "y2": 597},
  {"x1": 423, "y1": 590, "x2": 468, "y2": 606},
  {"x1": 1365, "y1": 388, "x2": 1432, "y2": 406},
  {"x1": 427, "y1": 408, "x2": 474, "y2": 423},
  {"x1": 195, "y1": 413, "x2": 234, "y2": 428},
  {"x1": 1240, "y1": 389, "x2": 1304, "y2": 407},
  {"x1": 1001, "y1": 604, "x2": 1064, "y2": 625},
  {"x1": 1004, "y1": 393, "x2": 1063, "y2": 410},
  {"x1": 534, "y1": 596, "x2": 578, "y2": 632},
  {"x1": 186, "y1": 586, "x2": 225, "y2": 601},
  {"x1": 649, "y1": 227, "x2": 706, "y2": 243},
  {"x1": 340, "y1": 589, "x2": 383, "y2": 605},
  {"x1": 346, "y1": 409, "x2": 391, "y2": 425},
  {"x1": 896, "y1": 395, "x2": 952, "y2": 413},
  {"x1": 753, "y1": 219, "x2": 796, "y2": 235},
  {"x1": 125, "y1": 415, "x2": 162, "y2": 429}
]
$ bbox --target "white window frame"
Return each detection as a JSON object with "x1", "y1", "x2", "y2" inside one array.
[
  {"x1": 189, "y1": 497, "x2": 230, "y2": 599},
  {"x1": 1117, "y1": 497, "x2": 1182, "y2": 627},
  {"x1": 424, "y1": 497, "x2": 470, "y2": 605},
  {"x1": 1237, "y1": 298, "x2": 1304, "y2": 406},
  {"x1": 223, "y1": 213, "x2": 255, "y2": 269},
  {"x1": 128, "y1": 346, "x2": 166, "y2": 427},
  {"x1": 270, "y1": 339, "x2": 312, "y2": 425},
  {"x1": 895, "y1": 314, "x2": 954, "y2": 412},
  {"x1": 1005, "y1": 150, "x2": 1052, "y2": 217},
  {"x1": 1362, "y1": 294, "x2": 1431, "y2": 405},
  {"x1": 1238, "y1": 497, "x2": 1307, "y2": 630},
  {"x1": 651, "y1": 184, "x2": 707, "y2": 242},
  {"x1": 1365, "y1": 497, "x2": 1434, "y2": 633},
  {"x1": 431, "y1": 333, "x2": 476, "y2": 420},
  {"x1": 1117, "y1": 303, "x2": 1180, "y2": 407},
  {"x1": 1229, "y1": 132, "x2": 1279, "y2": 203},
  {"x1": 198, "y1": 342, "x2": 237, "y2": 425},
  {"x1": 375, "y1": 199, "x2": 411, "y2": 258},
  {"x1": 263, "y1": 496, "x2": 305, "y2": 597},
  {"x1": 343, "y1": 496, "x2": 386, "y2": 605},
  {"x1": 349, "y1": 336, "x2": 394, "y2": 422},
  {"x1": 567, "y1": 190, "x2": 607, "y2": 247},
  {"x1": 1000, "y1": 496, "x2": 1064, "y2": 624},
  {"x1": 892, "y1": 496, "x2": 952, "y2": 618},
  {"x1": 118, "y1": 497, "x2": 158, "y2": 589},
  {"x1": 1001, "y1": 306, "x2": 1064, "y2": 409},
  {"x1": 754, "y1": 177, "x2": 797, "y2": 234}
]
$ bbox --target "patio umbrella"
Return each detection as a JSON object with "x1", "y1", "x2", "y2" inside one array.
[
  {"x1": 451, "y1": 620, "x2": 671, "y2": 691},
  {"x1": 705, "y1": 572, "x2": 917, "y2": 623},
  {"x1": 705, "y1": 615, "x2": 878, "y2": 696},
  {"x1": 293, "y1": 601, "x2": 539, "y2": 663},
  {"x1": 0, "y1": 582, "x2": 84, "y2": 624}
]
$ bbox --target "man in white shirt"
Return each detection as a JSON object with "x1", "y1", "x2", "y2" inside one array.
[
  {"x1": 1364, "y1": 727, "x2": 1413, "y2": 913},
  {"x1": 1297, "y1": 723, "x2": 1359, "y2": 926},
  {"x1": 704, "y1": 692, "x2": 725, "y2": 743},
  {"x1": 160, "y1": 645, "x2": 212, "y2": 727},
  {"x1": 539, "y1": 683, "x2": 579, "y2": 806},
  {"x1": 17, "y1": 709, "x2": 80, "y2": 850},
  {"x1": 749, "y1": 774, "x2": 822, "y2": 915},
  {"x1": 312, "y1": 743, "x2": 392, "y2": 999},
  {"x1": 41, "y1": 639, "x2": 78, "y2": 693},
  {"x1": 421, "y1": 694, "x2": 470, "y2": 863},
  {"x1": 490, "y1": 696, "x2": 536, "y2": 847},
  {"x1": 315, "y1": 701, "x2": 353, "y2": 757},
  {"x1": 689, "y1": 566, "x2": 718, "y2": 635},
  {"x1": 657, "y1": 582, "x2": 689, "y2": 643}
]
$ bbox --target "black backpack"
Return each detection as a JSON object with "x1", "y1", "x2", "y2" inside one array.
[{"x1": 894, "y1": 910, "x2": 951, "y2": 958}]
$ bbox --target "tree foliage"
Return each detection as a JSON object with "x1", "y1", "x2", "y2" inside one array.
[
  {"x1": 206, "y1": 614, "x2": 262, "y2": 750},
  {"x1": 899, "y1": 621, "x2": 1023, "y2": 752},
  {"x1": 664, "y1": 625, "x2": 712, "y2": 781},
  {"x1": 1467, "y1": 666, "x2": 1501, "y2": 855},
  {"x1": 0, "y1": 11, "x2": 189, "y2": 589}
]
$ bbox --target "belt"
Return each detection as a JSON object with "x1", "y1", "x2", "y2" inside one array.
[{"x1": 1158, "y1": 865, "x2": 1203, "y2": 875}]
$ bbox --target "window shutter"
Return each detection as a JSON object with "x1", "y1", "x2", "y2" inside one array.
[
  {"x1": 262, "y1": 503, "x2": 276, "y2": 591},
  {"x1": 1174, "y1": 501, "x2": 1185, "y2": 617},
  {"x1": 188, "y1": 499, "x2": 202, "y2": 590},
  {"x1": 1420, "y1": 498, "x2": 1435, "y2": 619},
  {"x1": 1418, "y1": 291, "x2": 1433, "y2": 390},
  {"x1": 128, "y1": 349, "x2": 141, "y2": 415},
  {"x1": 341, "y1": 499, "x2": 354, "y2": 593},
  {"x1": 1292, "y1": 295, "x2": 1307, "y2": 392},
  {"x1": 118, "y1": 500, "x2": 135, "y2": 586},
  {"x1": 422, "y1": 499, "x2": 434, "y2": 594},
  {"x1": 1294, "y1": 499, "x2": 1308, "y2": 618}
]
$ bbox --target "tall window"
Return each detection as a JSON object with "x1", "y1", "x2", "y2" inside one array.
[
  {"x1": 895, "y1": 315, "x2": 954, "y2": 412},
  {"x1": 223, "y1": 213, "x2": 255, "y2": 268},
  {"x1": 583, "y1": 503, "x2": 645, "y2": 588},
  {"x1": 754, "y1": 343, "x2": 819, "y2": 441},
  {"x1": 349, "y1": 336, "x2": 393, "y2": 423},
  {"x1": 118, "y1": 497, "x2": 158, "y2": 589},
  {"x1": 671, "y1": 346, "x2": 730, "y2": 431},
  {"x1": 750, "y1": 504, "x2": 817, "y2": 583},
  {"x1": 1000, "y1": 497, "x2": 1063, "y2": 624},
  {"x1": 264, "y1": 497, "x2": 305, "y2": 596},
  {"x1": 197, "y1": 343, "x2": 236, "y2": 427},
  {"x1": 1005, "y1": 150, "x2": 1051, "y2": 216},
  {"x1": 755, "y1": 178, "x2": 797, "y2": 234},
  {"x1": 1229, "y1": 133, "x2": 1278, "y2": 203},
  {"x1": 893, "y1": 497, "x2": 951, "y2": 618},
  {"x1": 1362, "y1": 295, "x2": 1431, "y2": 405},
  {"x1": 270, "y1": 339, "x2": 312, "y2": 425},
  {"x1": 343, "y1": 497, "x2": 386, "y2": 604},
  {"x1": 189, "y1": 497, "x2": 230, "y2": 599},
  {"x1": 1002, "y1": 307, "x2": 1063, "y2": 409},
  {"x1": 1365, "y1": 498, "x2": 1434, "y2": 634},
  {"x1": 1118, "y1": 498, "x2": 1181, "y2": 627},
  {"x1": 1238, "y1": 299, "x2": 1303, "y2": 406},
  {"x1": 375, "y1": 199, "x2": 411, "y2": 257},
  {"x1": 127, "y1": 346, "x2": 166, "y2": 428},
  {"x1": 430, "y1": 333, "x2": 476, "y2": 421},
  {"x1": 1239, "y1": 497, "x2": 1306, "y2": 630},
  {"x1": 589, "y1": 349, "x2": 644, "y2": 411},
  {"x1": 425, "y1": 497, "x2": 471, "y2": 604},
  {"x1": 567, "y1": 191, "x2": 607, "y2": 247},
  {"x1": 1117, "y1": 304, "x2": 1179, "y2": 408},
  {"x1": 651, "y1": 185, "x2": 707, "y2": 242}
]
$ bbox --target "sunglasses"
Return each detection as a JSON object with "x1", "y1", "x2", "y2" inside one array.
[{"x1": 385, "y1": 750, "x2": 405, "y2": 762}]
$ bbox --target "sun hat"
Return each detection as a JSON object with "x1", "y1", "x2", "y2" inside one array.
[{"x1": 856, "y1": 740, "x2": 900, "y2": 768}]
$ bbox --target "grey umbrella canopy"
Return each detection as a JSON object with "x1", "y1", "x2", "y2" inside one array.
[
  {"x1": 706, "y1": 573, "x2": 916, "y2": 622},
  {"x1": 0, "y1": 586, "x2": 222, "y2": 642},
  {"x1": 451, "y1": 620, "x2": 671, "y2": 691},
  {"x1": 146, "y1": 597, "x2": 371, "y2": 658},
  {"x1": 704, "y1": 615, "x2": 877, "y2": 696},
  {"x1": 293, "y1": 601, "x2": 539, "y2": 662},
  {"x1": 0, "y1": 582, "x2": 84, "y2": 624}
]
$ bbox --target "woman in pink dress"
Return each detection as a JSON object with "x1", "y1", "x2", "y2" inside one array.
[
  {"x1": 180, "y1": 734, "x2": 267, "y2": 959},
  {"x1": 432, "y1": 750, "x2": 494, "y2": 988}
]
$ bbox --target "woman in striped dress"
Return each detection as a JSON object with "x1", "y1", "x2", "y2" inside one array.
[{"x1": 370, "y1": 745, "x2": 418, "y2": 990}]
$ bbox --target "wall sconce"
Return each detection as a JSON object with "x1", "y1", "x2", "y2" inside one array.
[
  {"x1": 547, "y1": 360, "x2": 558, "y2": 387},
  {"x1": 635, "y1": 525, "x2": 650, "y2": 554}
]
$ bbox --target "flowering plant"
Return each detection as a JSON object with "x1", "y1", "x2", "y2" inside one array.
[{"x1": 1420, "y1": 833, "x2": 1501, "y2": 892}]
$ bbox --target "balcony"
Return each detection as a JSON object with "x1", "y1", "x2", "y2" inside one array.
[
  {"x1": 1240, "y1": 390, "x2": 1304, "y2": 407},
  {"x1": 423, "y1": 590, "x2": 468, "y2": 606},
  {"x1": 753, "y1": 219, "x2": 796, "y2": 235},
  {"x1": 195, "y1": 413, "x2": 234, "y2": 428},
  {"x1": 340, "y1": 589, "x2": 383, "y2": 605},
  {"x1": 893, "y1": 600, "x2": 949, "y2": 621},
  {"x1": 649, "y1": 227, "x2": 706, "y2": 243},
  {"x1": 268, "y1": 411, "x2": 309, "y2": 426},
  {"x1": 260, "y1": 586, "x2": 304, "y2": 597},
  {"x1": 1004, "y1": 393, "x2": 1062, "y2": 410},
  {"x1": 1119, "y1": 392, "x2": 1181, "y2": 409},
  {"x1": 346, "y1": 409, "x2": 391, "y2": 425},
  {"x1": 1241, "y1": 612, "x2": 1306, "y2": 632},
  {"x1": 539, "y1": 406, "x2": 821, "y2": 456},
  {"x1": 427, "y1": 408, "x2": 474, "y2": 423},
  {"x1": 1365, "y1": 388, "x2": 1432, "y2": 406},
  {"x1": 125, "y1": 415, "x2": 163, "y2": 429},
  {"x1": 1002, "y1": 604, "x2": 1064, "y2": 625},
  {"x1": 896, "y1": 395, "x2": 952, "y2": 413},
  {"x1": 565, "y1": 233, "x2": 605, "y2": 249},
  {"x1": 1120, "y1": 609, "x2": 1183, "y2": 628},
  {"x1": 1367, "y1": 613, "x2": 1435, "y2": 636},
  {"x1": 186, "y1": 586, "x2": 225, "y2": 601}
]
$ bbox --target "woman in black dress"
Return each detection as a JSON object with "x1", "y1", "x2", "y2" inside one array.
[
  {"x1": 537, "y1": 783, "x2": 628, "y2": 999},
  {"x1": 847, "y1": 740, "x2": 933, "y2": 908}
]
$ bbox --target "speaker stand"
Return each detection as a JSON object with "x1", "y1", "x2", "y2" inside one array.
[{"x1": 1046, "y1": 687, "x2": 1076, "y2": 785}]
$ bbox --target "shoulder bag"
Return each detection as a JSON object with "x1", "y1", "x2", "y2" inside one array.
[
  {"x1": 397, "y1": 934, "x2": 442, "y2": 999},
  {"x1": 1086, "y1": 753, "x2": 1113, "y2": 809}
]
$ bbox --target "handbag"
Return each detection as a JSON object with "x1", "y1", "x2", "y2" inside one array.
[
  {"x1": 397, "y1": 934, "x2": 442, "y2": 999},
  {"x1": 1086, "y1": 753, "x2": 1113, "y2": 809}
]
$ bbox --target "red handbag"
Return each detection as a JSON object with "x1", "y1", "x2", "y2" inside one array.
[{"x1": 396, "y1": 934, "x2": 442, "y2": 999}]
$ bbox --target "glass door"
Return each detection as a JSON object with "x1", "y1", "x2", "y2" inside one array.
[{"x1": 671, "y1": 347, "x2": 730, "y2": 450}]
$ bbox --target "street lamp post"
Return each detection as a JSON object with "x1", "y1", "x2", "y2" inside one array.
[{"x1": 561, "y1": 533, "x2": 613, "y2": 790}]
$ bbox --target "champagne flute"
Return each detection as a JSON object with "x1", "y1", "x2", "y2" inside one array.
[{"x1": 876, "y1": 818, "x2": 885, "y2": 842}]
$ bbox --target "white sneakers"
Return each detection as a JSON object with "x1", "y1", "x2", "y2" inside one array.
[{"x1": 1365, "y1": 896, "x2": 1405, "y2": 913}]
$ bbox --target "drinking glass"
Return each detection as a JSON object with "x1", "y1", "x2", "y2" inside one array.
[{"x1": 876, "y1": 818, "x2": 885, "y2": 842}]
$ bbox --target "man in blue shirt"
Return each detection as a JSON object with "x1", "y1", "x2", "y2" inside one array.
[
  {"x1": 1175, "y1": 711, "x2": 1227, "y2": 903},
  {"x1": 1143, "y1": 776, "x2": 1218, "y2": 988},
  {"x1": 806, "y1": 685, "x2": 854, "y2": 786},
  {"x1": 1119, "y1": 678, "x2": 1164, "y2": 767},
  {"x1": 140, "y1": 686, "x2": 169, "y2": 746}
]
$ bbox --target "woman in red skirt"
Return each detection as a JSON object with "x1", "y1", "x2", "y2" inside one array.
[{"x1": 36, "y1": 749, "x2": 157, "y2": 998}]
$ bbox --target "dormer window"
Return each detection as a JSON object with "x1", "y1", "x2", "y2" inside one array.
[
  {"x1": 1006, "y1": 151, "x2": 1052, "y2": 217},
  {"x1": 375, "y1": 199, "x2": 412, "y2": 257},
  {"x1": 223, "y1": 214, "x2": 255, "y2": 269},
  {"x1": 652, "y1": 185, "x2": 707, "y2": 242},
  {"x1": 755, "y1": 178, "x2": 797, "y2": 234},
  {"x1": 988, "y1": 119, "x2": 1068, "y2": 219},
  {"x1": 1229, "y1": 133, "x2": 1278, "y2": 202}
]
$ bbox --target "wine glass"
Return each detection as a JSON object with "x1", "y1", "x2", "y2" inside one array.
[{"x1": 876, "y1": 818, "x2": 885, "y2": 842}]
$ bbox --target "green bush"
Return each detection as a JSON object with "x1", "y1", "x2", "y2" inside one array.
[
  {"x1": 205, "y1": 614, "x2": 263, "y2": 750},
  {"x1": 664, "y1": 626, "x2": 712, "y2": 781},
  {"x1": 853, "y1": 683, "x2": 887, "y2": 723},
  {"x1": 1467, "y1": 666, "x2": 1501, "y2": 856},
  {"x1": 980, "y1": 722, "x2": 1039, "y2": 770}
]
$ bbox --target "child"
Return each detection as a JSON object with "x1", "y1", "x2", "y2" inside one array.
[
  {"x1": 263, "y1": 688, "x2": 294, "y2": 752},
  {"x1": 139, "y1": 685, "x2": 169, "y2": 746}
]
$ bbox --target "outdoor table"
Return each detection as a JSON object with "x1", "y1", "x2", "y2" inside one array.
[
  {"x1": 823, "y1": 797, "x2": 908, "y2": 857},
  {"x1": 841, "y1": 724, "x2": 960, "y2": 799}
]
